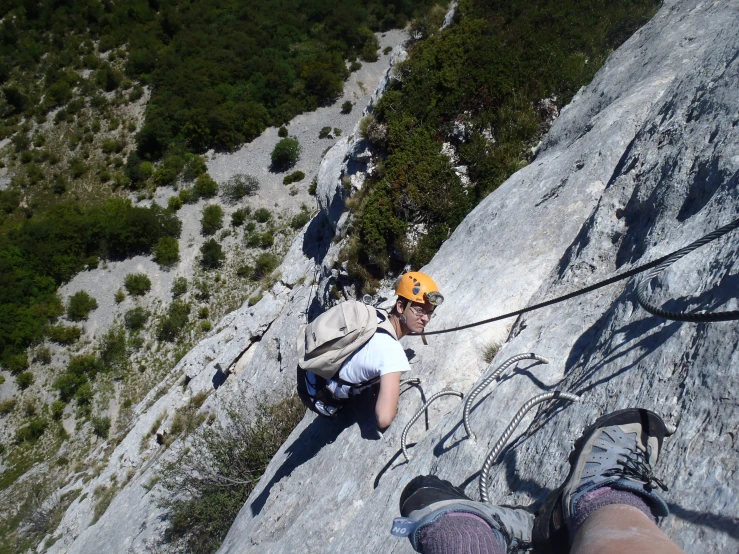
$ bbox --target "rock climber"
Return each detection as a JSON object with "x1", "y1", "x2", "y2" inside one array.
[{"x1": 297, "y1": 271, "x2": 444, "y2": 430}]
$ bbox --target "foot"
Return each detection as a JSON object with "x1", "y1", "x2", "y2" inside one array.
[
  {"x1": 394, "y1": 475, "x2": 534, "y2": 553},
  {"x1": 533, "y1": 408, "x2": 670, "y2": 553}
]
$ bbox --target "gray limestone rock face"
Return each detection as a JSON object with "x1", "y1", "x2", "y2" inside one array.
[{"x1": 217, "y1": 1, "x2": 739, "y2": 553}]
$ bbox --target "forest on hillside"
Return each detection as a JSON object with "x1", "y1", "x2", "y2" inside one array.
[
  {"x1": 0, "y1": 0, "x2": 433, "y2": 370},
  {"x1": 343, "y1": 0, "x2": 661, "y2": 290}
]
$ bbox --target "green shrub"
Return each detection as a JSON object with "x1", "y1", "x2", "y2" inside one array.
[
  {"x1": 278, "y1": 126, "x2": 288, "y2": 138},
  {"x1": 291, "y1": 211, "x2": 311, "y2": 230},
  {"x1": 16, "y1": 372, "x2": 34, "y2": 389},
  {"x1": 200, "y1": 321, "x2": 212, "y2": 332},
  {"x1": 198, "y1": 306, "x2": 210, "y2": 319},
  {"x1": 270, "y1": 138, "x2": 301, "y2": 171},
  {"x1": 171, "y1": 277, "x2": 188, "y2": 297},
  {"x1": 92, "y1": 416, "x2": 111, "y2": 439},
  {"x1": 349, "y1": 60, "x2": 362, "y2": 71},
  {"x1": 231, "y1": 208, "x2": 248, "y2": 227},
  {"x1": 100, "y1": 325, "x2": 128, "y2": 373},
  {"x1": 51, "y1": 401, "x2": 65, "y2": 420},
  {"x1": 157, "y1": 300, "x2": 191, "y2": 342},
  {"x1": 182, "y1": 155, "x2": 207, "y2": 182},
  {"x1": 4, "y1": 354, "x2": 29, "y2": 375},
  {"x1": 259, "y1": 232, "x2": 274, "y2": 248},
  {"x1": 15, "y1": 417, "x2": 48, "y2": 443},
  {"x1": 383, "y1": 46, "x2": 393, "y2": 55},
  {"x1": 341, "y1": 101, "x2": 353, "y2": 114},
  {"x1": 200, "y1": 239, "x2": 225, "y2": 269},
  {"x1": 179, "y1": 187, "x2": 197, "y2": 204},
  {"x1": 34, "y1": 346, "x2": 52, "y2": 365},
  {"x1": 160, "y1": 395, "x2": 305, "y2": 553},
  {"x1": 67, "y1": 291, "x2": 98, "y2": 322},
  {"x1": 125, "y1": 307, "x2": 150, "y2": 331},
  {"x1": 318, "y1": 126, "x2": 332, "y2": 139},
  {"x1": 124, "y1": 273, "x2": 152, "y2": 296},
  {"x1": 236, "y1": 265, "x2": 252, "y2": 278},
  {"x1": 194, "y1": 174, "x2": 218, "y2": 199},
  {"x1": 334, "y1": 128, "x2": 342, "y2": 136},
  {"x1": 201, "y1": 204, "x2": 224, "y2": 236},
  {"x1": 282, "y1": 171, "x2": 305, "y2": 185},
  {"x1": 114, "y1": 289, "x2": 126, "y2": 303},
  {"x1": 251, "y1": 253, "x2": 279, "y2": 281},
  {"x1": 308, "y1": 177, "x2": 318, "y2": 195},
  {"x1": 48, "y1": 324, "x2": 82, "y2": 345},
  {"x1": 253, "y1": 208, "x2": 271, "y2": 223},
  {"x1": 0, "y1": 399, "x2": 15, "y2": 415},
  {"x1": 154, "y1": 236, "x2": 180, "y2": 266},
  {"x1": 221, "y1": 174, "x2": 259, "y2": 203},
  {"x1": 168, "y1": 195, "x2": 183, "y2": 211}
]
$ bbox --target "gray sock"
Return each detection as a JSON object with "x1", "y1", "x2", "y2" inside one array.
[
  {"x1": 573, "y1": 486, "x2": 657, "y2": 532},
  {"x1": 418, "y1": 512, "x2": 507, "y2": 554}
]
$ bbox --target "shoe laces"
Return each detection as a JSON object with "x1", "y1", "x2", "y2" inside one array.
[
  {"x1": 491, "y1": 513, "x2": 531, "y2": 553},
  {"x1": 604, "y1": 445, "x2": 668, "y2": 492}
]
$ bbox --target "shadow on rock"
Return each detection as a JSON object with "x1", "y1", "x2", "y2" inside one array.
[
  {"x1": 669, "y1": 502, "x2": 739, "y2": 541},
  {"x1": 249, "y1": 389, "x2": 381, "y2": 516},
  {"x1": 250, "y1": 411, "x2": 354, "y2": 516}
]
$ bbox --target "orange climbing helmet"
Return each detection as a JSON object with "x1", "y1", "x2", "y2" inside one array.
[{"x1": 395, "y1": 272, "x2": 444, "y2": 306}]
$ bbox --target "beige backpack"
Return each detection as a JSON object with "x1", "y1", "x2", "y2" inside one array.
[{"x1": 297, "y1": 299, "x2": 397, "y2": 379}]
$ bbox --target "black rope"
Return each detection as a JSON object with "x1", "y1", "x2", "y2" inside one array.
[{"x1": 417, "y1": 216, "x2": 739, "y2": 337}]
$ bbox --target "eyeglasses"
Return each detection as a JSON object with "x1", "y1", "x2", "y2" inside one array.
[{"x1": 408, "y1": 305, "x2": 435, "y2": 318}]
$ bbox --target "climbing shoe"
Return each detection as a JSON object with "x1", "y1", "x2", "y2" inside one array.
[
  {"x1": 393, "y1": 475, "x2": 534, "y2": 553},
  {"x1": 532, "y1": 408, "x2": 670, "y2": 553}
]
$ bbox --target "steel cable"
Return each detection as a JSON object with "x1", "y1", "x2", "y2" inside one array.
[
  {"x1": 463, "y1": 353, "x2": 550, "y2": 441},
  {"x1": 411, "y1": 216, "x2": 739, "y2": 336},
  {"x1": 479, "y1": 391, "x2": 580, "y2": 503},
  {"x1": 636, "y1": 218, "x2": 739, "y2": 322},
  {"x1": 401, "y1": 390, "x2": 464, "y2": 463}
]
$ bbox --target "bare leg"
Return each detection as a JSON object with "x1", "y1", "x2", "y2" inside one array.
[{"x1": 571, "y1": 504, "x2": 685, "y2": 554}]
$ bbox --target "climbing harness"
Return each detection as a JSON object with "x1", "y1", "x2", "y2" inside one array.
[
  {"x1": 401, "y1": 389, "x2": 464, "y2": 463},
  {"x1": 479, "y1": 391, "x2": 580, "y2": 503},
  {"x1": 414, "y1": 216, "x2": 739, "y2": 337},
  {"x1": 463, "y1": 353, "x2": 550, "y2": 442}
]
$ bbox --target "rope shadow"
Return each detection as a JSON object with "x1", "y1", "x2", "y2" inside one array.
[
  {"x1": 668, "y1": 502, "x2": 739, "y2": 540},
  {"x1": 373, "y1": 444, "x2": 416, "y2": 489}
]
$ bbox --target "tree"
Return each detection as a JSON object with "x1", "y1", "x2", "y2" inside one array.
[
  {"x1": 200, "y1": 239, "x2": 225, "y2": 269},
  {"x1": 171, "y1": 277, "x2": 188, "y2": 297},
  {"x1": 270, "y1": 138, "x2": 301, "y2": 171},
  {"x1": 194, "y1": 174, "x2": 218, "y2": 198},
  {"x1": 154, "y1": 236, "x2": 180, "y2": 266},
  {"x1": 124, "y1": 273, "x2": 152, "y2": 296},
  {"x1": 67, "y1": 291, "x2": 98, "y2": 321},
  {"x1": 201, "y1": 204, "x2": 224, "y2": 236}
]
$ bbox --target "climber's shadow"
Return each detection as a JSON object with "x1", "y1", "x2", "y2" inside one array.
[{"x1": 250, "y1": 410, "x2": 353, "y2": 516}]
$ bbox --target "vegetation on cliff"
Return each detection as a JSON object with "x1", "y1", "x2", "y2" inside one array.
[{"x1": 343, "y1": 0, "x2": 660, "y2": 290}]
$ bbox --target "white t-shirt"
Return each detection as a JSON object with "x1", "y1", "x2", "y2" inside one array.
[{"x1": 326, "y1": 330, "x2": 410, "y2": 399}]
